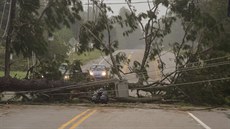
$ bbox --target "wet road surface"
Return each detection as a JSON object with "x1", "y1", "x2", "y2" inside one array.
[{"x1": 1, "y1": 105, "x2": 229, "y2": 129}]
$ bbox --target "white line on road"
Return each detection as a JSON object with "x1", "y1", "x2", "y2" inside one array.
[
  {"x1": 99, "y1": 56, "x2": 108, "y2": 64},
  {"x1": 99, "y1": 58, "x2": 104, "y2": 64},
  {"x1": 188, "y1": 112, "x2": 211, "y2": 129}
]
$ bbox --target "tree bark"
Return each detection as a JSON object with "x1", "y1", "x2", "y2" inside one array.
[
  {"x1": 0, "y1": 77, "x2": 67, "y2": 91},
  {"x1": 0, "y1": 77, "x2": 118, "y2": 92},
  {"x1": 4, "y1": 0, "x2": 17, "y2": 77}
]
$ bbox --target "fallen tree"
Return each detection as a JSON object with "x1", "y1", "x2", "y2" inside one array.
[
  {"x1": 0, "y1": 77, "x2": 119, "y2": 92},
  {"x1": 114, "y1": 96, "x2": 162, "y2": 103},
  {"x1": 0, "y1": 77, "x2": 69, "y2": 91}
]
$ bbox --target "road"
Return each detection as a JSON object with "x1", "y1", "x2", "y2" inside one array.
[
  {"x1": 0, "y1": 105, "x2": 229, "y2": 129},
  {"x1": 82, "y1": 49, "x2": 175, "y2": 82},
  {"x1": 82, "y1": 49, "x2": 167, "y2": 82},
  {"x1": 82, "y1": 49, "x2": 175, "y2": 97}
]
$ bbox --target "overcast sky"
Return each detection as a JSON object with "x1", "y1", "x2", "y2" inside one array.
[{"x1": 81, "y1": 0, "x2": 167, "y2": 17}]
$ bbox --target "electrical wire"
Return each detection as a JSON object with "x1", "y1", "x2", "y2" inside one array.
[
  {"x1": 83, "y1": 0, "x2": 152, "y2": 5},
  {"x1": 4, "y1": 76, "x2": 230, "y2": 96},
  {"x1": 5, "y1": 59, "x2": 230, "y2": 94},
  {"x1": 99, "y1": 54, "x2": 230, "y2": 79},
  {"x1": 123, "y1": 56, "x2": 230, "y2": 75},
  {"x1": 1, "y1": 0, "x2": 11, "y2": 38},
  {"x1": 0, "y1": 0, "x2": 7, "y2": 30},
  {"x1": 3, "y1": 58, "x2": 230, "y2": 95},
  {"x1": 121, "y1": 60, "x2": 230, "y2": 80},
  {"x1": 136, "y1": 77, "x2": 230, "y2": 90}
]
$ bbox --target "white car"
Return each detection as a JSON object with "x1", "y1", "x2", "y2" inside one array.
[{"x1": 88, "y1": 64, "x2": 112, "y2": 80}]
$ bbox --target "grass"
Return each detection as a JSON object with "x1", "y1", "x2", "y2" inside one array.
[
  {"x1": 68, "y1": 50, "x2": 103, "y2": 64},
  {"x1": 0, "y1": 71, "x2": 27, "y2": 79},
  {"x1": 0, "y1": 50, "x2": 103, "y2": 79}
]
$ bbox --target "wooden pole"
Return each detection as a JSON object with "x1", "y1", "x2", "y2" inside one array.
[{"x1": 4, "y1": 0, "x2": 17, "y2": 77}]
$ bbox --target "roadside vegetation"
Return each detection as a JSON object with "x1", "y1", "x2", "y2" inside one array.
[
  {"x1": 0, "y1": 71, "x2": 26, "y2": 78},
  {"x1": 68, "y1": 50, "x2": 103, "y2": 64}
]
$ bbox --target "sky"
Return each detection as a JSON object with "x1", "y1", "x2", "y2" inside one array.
[{"x1": 81, "y1": 0, "x2": 167, "y2": 17}]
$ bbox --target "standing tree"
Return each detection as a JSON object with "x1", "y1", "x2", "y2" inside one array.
[
  {"x1": 78, "y1": 0, "x2": 131, "y2": 80},
  {"x1": 121, "y1": 0, "x2": 176, "y2": 96},
  {"x1": 167, "y1": 0, "x2": 230, "y2": 104},
  {"x1": 3, "y1": 0, "x2": 83, "y2": 77}
]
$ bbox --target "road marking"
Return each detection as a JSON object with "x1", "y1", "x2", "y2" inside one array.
[
  {"x1": 58, "y1": 109, "x2": 91, "y2": 129},
  {"x1": 188, "y1": 112, "x2": 211, "y2": 129},
  {"x1": 122, "y1": 53, "x2": 133, "y2": 73},
  {"x1": 69, "y1": 109, "x2": 97, "y2": 129},
  {"x1": 128, "y1": 54, "x2": 132, "y2": 59},
  {"x1": 99, "y1": 56, "x2": 109, "y2": 64},
  {"x1": 99, "y1": 58, "x2": 104, "y2": 64},
  {"x1": 153, "y1": 60, "x2": 161, "y2": 80}
]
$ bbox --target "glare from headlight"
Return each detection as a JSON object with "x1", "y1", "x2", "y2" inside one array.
[
  {"x1": 89, "y1": 71, "x2": 94, "y2": 76},
  {"x1": 102, "y1": 71, "x2": 106, "y2": 76},
  {"x1": 64, "y1": 75, "x2": 70, "y2": 80}
]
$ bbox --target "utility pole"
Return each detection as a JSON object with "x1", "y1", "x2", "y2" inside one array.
[
  {"x1": 4, "y1": 0, "x2": 16, "y2": 77},
  {"x1": 95, "y1": 0, "x2": 98, "y2": 21},
  {"x1": 228, "y1": 0, "x2": 230, "y2": 17},
  {"x1": 0, "y1": 0, "x2": 7, "y2": 29},
  {"x1": 93, "y1": 0, "x2": 95, "y2": 21},
  {"x1": 87, "y1": 0, "x2": 89, "y2": 20}
]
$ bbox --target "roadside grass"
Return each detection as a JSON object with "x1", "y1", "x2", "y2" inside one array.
[
  {"x1": 0, "y1": 50, "x2": 103, "y2": 79},
  {"x1": 68, "y1": 50, "x2": 103, "y2": 64},
  {"x1": 0, "y1": 71, "x2": 27, "y2": 79}
]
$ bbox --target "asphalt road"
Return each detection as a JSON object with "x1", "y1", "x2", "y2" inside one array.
[
  {"x1": 82, "y1": 49, "x2": 174, "y2": 97},
  {"x1": 82, "y1": 49, "x2": 168, "y2": 83},
  {"x1": 0, "y1": 105, "x2": 229, "y2": 129}
]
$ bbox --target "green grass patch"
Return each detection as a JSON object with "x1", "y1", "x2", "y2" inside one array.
[
  {"x1": 0, "y1": 71, "x2": 27, "y2": 79},
  {"x1": 68, "y1": 50, "x2": 103, "y2": 64},
  {"x1": 0, "y1": 50, "x2": 103, "y2": 79}
]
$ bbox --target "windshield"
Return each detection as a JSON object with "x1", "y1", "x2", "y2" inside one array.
[{"x1": 90, "y1": 65, "x2": 106, "y2": 71}]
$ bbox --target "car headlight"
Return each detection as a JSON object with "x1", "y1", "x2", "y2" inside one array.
[
  {"x1": 64, "y1": 75, "x2": 70, "y2": 80},
  {"x1": 89, "y1": 71, "x2": 94, "y2": 76},
  {"x1": 102, "y1": 71, "x2": 106, "y2": 76}
]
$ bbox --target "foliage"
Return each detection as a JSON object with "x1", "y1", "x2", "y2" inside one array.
[
  {"x1": 30, "y1": 59, "x2": 62, "y2": 80},
  {"x1": 78, "y1": 1, "x2": 129, "y2": 79},
  {"x1": 0, "y1": 0, "x2": 10, "y2": 37},
  {"x1": 68, "y1": 59, "x2": 88, "y2": 82},
  {"x1": 164, "y1": 0, "x2": 230, "y2": 105},
  {"x1": 1, "y1": 0, "x2": 83, "y2": 77},
  {"x1": 68, "y1": 50, "x2": 103, "y2": 64},
  {"x1": 0, "y1": 71, "x2": 26, "y2": 79},
  {"x1": 124, "y1": 0, "x2": 175, "y2": 84},
  {"x1": 114, "y1": 7, "x2": 144, "y2": 49},
  {"x1": 42, "y1": 27, "x2": 72, "y2": 61},
  {"x1": 11, "y1": 0, "x2": 82, "y2": 57}
]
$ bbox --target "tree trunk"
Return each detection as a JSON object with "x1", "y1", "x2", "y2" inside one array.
[
  {"x1": 4, "y1": 0, "x2": 17, "y2": 77},
  {"x1": 106, "y1": 21, "x2": 123, "y2": 80}
]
